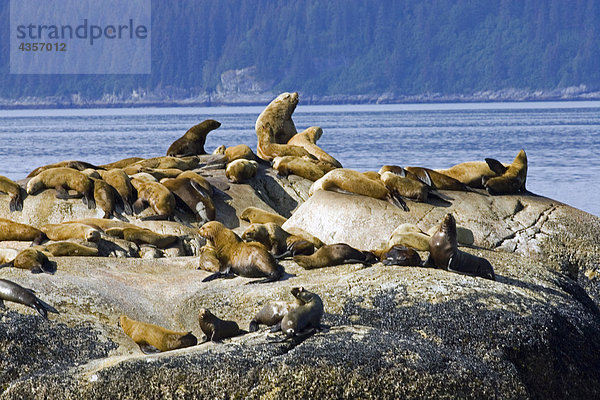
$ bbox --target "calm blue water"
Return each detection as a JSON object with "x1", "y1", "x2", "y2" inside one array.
[{"x1": 0, "y1": 102, "x2": 599, "y2": 216}]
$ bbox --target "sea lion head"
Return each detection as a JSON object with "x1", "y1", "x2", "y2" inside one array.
[
  {"x1": 198, "y1": 221, "x2": 224, "y2": 242},
  {"x1": 241, "y1": 223, "x2": 269, "y2": 243},
  {"x1": 26, "y1": 176, "x2": 44, "y2": 195},
  {"x1": 305, "y1": 126, "x2": 323, "y2": 143},
  {"x1": 439, "y1": 213, "x2": 457, "y2": 238},
  {"x1": 85, "y1": 228, "x2": 101, "y2": 242}
]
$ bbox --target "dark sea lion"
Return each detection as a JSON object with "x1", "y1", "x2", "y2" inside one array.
[
  {"x1": 287, "y1": 126, "x2": 342, "y2": 168},
  {"x1": 198, "y1": 221, "x2": 284, "y2": 284},
  {"x1": 197, "y1": 308, "x2": 247, "y2": 342},
  {"x1": 0, "y1": 247, "x2": 56, "y2": 274},
  {"x1": 225, "y1": 159, "x2": 258, "y2": 183},
  {"x1": 0, "y1": 279, "x2": 59, "y2": 319},
  {"x1": 482, "y1": 149, "x2": 528, "y2": 194},
  {"x1": 166, "y1": 119, "x2": 222, "y2": 157},
  {"x1": 119, "y1": 315, "x2": 197, "y2": 354},
  {"x1": 373, "y1": 245, "x2": 422, "y2": 266},
  {"x1": 161, "y1": 177, "x2": 216, "y2": 222},
  {"x1": 0, "y1": 175, "x2": 25, "y2": 212},
  {"x1": 91, "y1": 178, "x2": 121, "y2": 219},
  {"x1": 272, "y1": 287, "x2": 324, "y2": 340},
  {"x1": 249, "y1": 301, "x2": 293, "y2": 332},
  {"x1": 293, "y1": 243, "x2": 376, "y2": 270},
  {"x1": 131, "y1": 179, "x2": 176, "y2": 220},
  {"x1": 26, "y1": 167, "x2": 95, "y2": 208},
  {"x1": 240, "y1": 207, "x2": 288, "y2": 226},
  {"x1": 0, "y1": 218, "x2": 47, "y2": 244},
  {"x1": 426, "y1": 213, "x2": 495, "y2": 280},
  {"x1": 241, "y1": 222, "x2": 314, "y2": 259},
  {"x1": 27, "y1": 160, "x2": 102, "y2": 178}
]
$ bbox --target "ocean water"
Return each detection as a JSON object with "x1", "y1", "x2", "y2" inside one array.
[{"x1": 0, "y1": 101, "x2": 599, "y2": 216}]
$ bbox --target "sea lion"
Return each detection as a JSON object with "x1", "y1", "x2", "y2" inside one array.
[
  {"x1": 255, "y1": 92, "x2": 299, "y2": 146},
  {"x1": 198, "y1": 221, "x2": 284, "y2": 283},
  {"x1": 64, "y1": 218, "x2": 137, "y2": 233},
  {"x1": 131, "y1": 179, "x2": 176, "y2": 220},
  {"x1": 287, "y1": 126, "x2": 342, "y2": 168},
  {"x1": 166, "y1": 120, "x2": 222, "y2": 157},
  {"x1": 161, "y1": 177, "x2": 216, "y2": 222},
  {"x1": 98, "y1": 169, "x2": 136, "y2": 215},
  {"x1": 122, "y1": 227, "x2": 179, "y2": 249},
  {"x1": 223, "y1": 144, "x2": 257, "y2": 163},
  {"x1": 273, "y1": 287, "x2": 324, "y2": 339},
  {"x1": 283, "y1": 227, "x2": 324, "y2": 249},
  {"x1": 128, "y1": 167, "x2": 183, "y2": 181},
  {"x1": 241, "y1": 223, "x2": 314, "y2": 258},
  {"x1": 0, "y1": 218, "x2": 47, "y2": 244},
  {"x1": 27, "y1": 160, "x2": 102, "y2": 178},
  {"x1": 0, "y1": 175, "x2": 25, "y2": 212},
  {"x1": 426, "y1": 213, "x2": 495, "y2": 280},
  {"x1": 99, "y1": 157, "x2": 144, "y2": 170},
  {"x1": 197, "y1": 243, "x2": 221, "y2": 272},
  {"x1": 130, "y1": 172, "x2": 158, "y2": 182},
  {"x1": 26, "y1": 167, "x2": 95, "y2": 208},
  {"x1": 257, "y1": 127, "x2": 315, "y2": 162},
  {"x1": 129, "y1": 156, "x2": 200, "y2": 171},
  {"x1": 404, "y1": 167, "x2": 470, "y2": 191},
  {"x1": 0, "y1": 279, "x2": 59, "y2": 319},
  {"x1": 90, "y1": 178, "x2": 121, "y2": 219},
  {"x1": 213, "y1": 145, "x2": 226, "y2": 155},
  {"x1": 482, "y1": 149, "x2": 528, "y2": 194},
  {"x1": 41, "y1": 222, "x2": 101, "y2": 242},
  {"x1": 197, "y1": 308, "x2": 246, "y2": 342},
  {"x1": 373, "y1": 245, "x2": 422, "y2": 266},
  {"x1": 240, "y1": 207, "x2": 287, "y2": 226},
  {"x1": 293, "y1": 243, "x2": 376, "y2": 270},
  {"x1": 309, "y1": 168, "x2": 408, "y2": 210},
  {"x1": 119, "y1": 315, "x2": 197, "y2": 354},
  {"x1": 380, "y1": 171, "x2": 429, "y2": 202},
  {"x1": 42, "y1": 241, "x2": 99, "y2": 257},
  {"x1": 176, "y1": 171, "x2": 213, "y2": 196},
  {"x1": 249, "y1": 301, "x2": 293, "y2": 332},
  {"x1": 225, "y1": 159, "x2": 258, "y2": 183},
  {"x1": 272, "y1": 156, "x2": 328, "y2": 181},
  {"x1": 436, "y1": 161, "x2": 501, "y2": 189},
  {"x1": 0, "y1": 247, "x2": 56, "y2": 274},
  {"x1": 425, "y1": 224, "x2": 475, "y2": 246}
]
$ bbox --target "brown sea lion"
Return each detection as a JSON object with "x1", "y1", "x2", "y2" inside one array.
[
  {"x1": 197, "y1": 243, "x2": 221, "y2": 272},
  {"x1": 161, "y1": 177, "x2": 216, "y2": 222},
  {"x1": 404, "y1": 167, "x2": 470, "y2": 191},
  {"x1": 255, "y1": 92, "x2": 299, "y2": 146},
  {"x1": 176, "y1": 171, "x2": 213, "y2": 196},
  {"x1": 42, "y1": 241, "x2": 99, "y2": 257},
  {"x1": 482, "y1": 149, "x2": 528, "y2": 194},
  {"x1": 309, "y1": 168, "x2": 408, "y2": 210},
  {"x1": 0, "y1": 218, "x2": 46, "y2": 244},
  {"x1": 119, "y1": 315, "x2": 198, "y2": 354},
  {"x1": 426, "y1": 213, "x2": 495, "y2": 280},
  {"x1": 198, "y1": 308, "x2": 247, "y2": 342},
  {"x1": 273, "y1": 287, "x2": 324, "y2": 339},
  {"x1": 131, "y1": 179, "x2": 176, "y2": 220},
  {"x1": 198, "y1": 221, "x2": 284, "y2": 283},
  {"x1": 99, "y1": 157, "x2": 144, "y2": 170},
  {"x1": 166, "y1": 120, "x2": 222, "y2": 157},
  {"x1": 225, "y1": 159, "x2": 258, "y2": 183},
  {"x1": 256, "y1": 130, "x2": 316, "y2": 162},
  {"x1": 287, "y1": 126, "x2": 342, "y2": 168},
  {"x1": 90, "y1": 178, "x2": 120, "y2": 219},
  {"x1": 98, "y1": 169, "x2": 136, "y2": 215},
  {"x1": 0, "y1": 247, "x2": 56, "y2": 274},
  {"x1": 27, "y1": 160, "x2": 102, "y2": 178},
  {"x1": 380, "y1": 171, "x2": 429, "y2": 202},
  {"x1": 283, "y1": 227, "x2": 325, "y2": 249},
  {"x1": 387, "y1": 223, "x2": 431, "y2": 251},
  {"x1": 129, "y1": 156, "x2": 200, "y2": 171},
  {"x1": 0, "y1": 175, "x2": 25, "y2": 212},
  {"x1": 373, "y1": 245, "x2": 422, "y2": 266},
  {"x1": 249, "y1": 301, "x2": 293, "y2": 332},
  {"x1": 65, "y1": 218, "x2": 137, "y2": 233},
  {"x1": 293, "y1": 243, "x2": 376, "y2": 270},
  {"x1": 436, "y1": 161, "x2": 501, "y2": 189},
  {"x1": 41, "y1": 223, "x2": 101, "y2": 242},
  {"x1": 240, "y1": 207, "x2": 287, "y2": 226},
  {"x1": 122, "y1": 227, "x2": 179, "y2": 249},
  {"x1": 26, "y1": 167, "x2": 95, "y2": 208},
  {"x1": 272, "y1": 156, "x2": 328, "y2": 182},
  {"x1": 224, "y1": 144, "x2": 257, "y2": 163},
  {"x1": 0, "y1": 279, "x2": 59, "y2": 319},
  {"x1": 241, "y1": 223, "x2": 314, "y2": 259}
]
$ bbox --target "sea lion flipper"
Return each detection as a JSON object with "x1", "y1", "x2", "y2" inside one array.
[
  {"x1": 139, "y1": 344, "x2": 161, "y2": 354},
  {"x1": 133, "y1": 199, "x2": 147, "y2": 214},
  {"x1": 387, "y1": 194, "x2": 409, "y2": 211},
  {"x1": 9, "y1": 194, "x2": 22, "y2": 212},
  {"x1": 419, "y1": 170, "x2": 433, "y2": 187},
  {"x1": 189, "y1": 179, "x2": 210, "y2": 198},
  {"x1": 36, "y1": 298, "x2": 59, "y2": 316},
  {"x1": 274, "y1": 250, "x2": 292, "y2": 260},
  {"x1": 202, "y1": 272, "x2": 235, "y2": 282},
  {"x1": 484, "y1": 158, "x2": 507, "y2": 175}
]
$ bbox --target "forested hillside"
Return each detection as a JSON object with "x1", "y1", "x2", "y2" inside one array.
[{"x1": 1, "y1": 0, "x2": 599, "y2": 103}]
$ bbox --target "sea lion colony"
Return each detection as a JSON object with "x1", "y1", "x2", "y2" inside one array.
[{"x1": 0, "y1": 91, "x2": 532, "y2": 352}]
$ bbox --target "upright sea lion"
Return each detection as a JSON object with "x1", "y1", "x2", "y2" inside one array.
[
  {"x1": 255, "y1": 92, "x2": 299, "y2": 146},
  {"x1": 249, "y1": 301, "x2": 293, "y2": 332},
  {"x1": 131, "y1": 179, "x2": 176, "y2": 220},
  {"x1": 41, "y1": 222, "x2": 101, "y2": 242},
  {"x1": 0, "y1": 175, "x2": 25, "y2": 212},
  {"x1": 98, "y1": 169, "x2": 136, "y2": 215},
  {"x1": 0, "y1": 247, "x2": 56, "y2": 274},
  {"x1": 225, "y1": 159, "x2": 258, "y2": 183},
  {"x1": 0, "y1": 218, "x2": 47, "y2": 244},
  {"x1": 27, "y1": 160, "x2": 102, "y2": 178},
  {"x1": 240, "y1": 207, "x2": 287, "y2": 226},
  {"x1": 198, "y1": 221, "x2": 284, "y2": 283},
  {"x1": 119, "y1": 315, "x2": 198, "y2": 354},
  {"x1": 287, "y1": 126, "x2": 342, "y2": 168},
  {"x1": 293, "y1": 243, "x2": 376, "y2": 270},
  {"x1": 26, "y1": 167, "x2": 95, "y2": 208},
  {"x1": 0, "y1": 279, "x2": 59, "y2": 319},
  {"x1": 309, "y1": 168, "x2": 408, "y2": 210},
  {"x1": 241, "y1": 223, "x2": 314, "y2": 258},
  {"x1": 197, "y1": 308, "x2": 246, "y2": 342},
  {"x1": 166, "y1": 119, "x2": 222, "y2": 157},
  {"x1": 161, "y1": 177, "x2": 216, "y2": 222},
  {"x1": 273, "y1": 287, "x2": 324, "y2": 339},
  {"x1": 272, "y1": 156, "x2": 328, "y2": 181},
  {"x1": 426, "y1": 213, "x2": 495, "y2": 280},
  {"x1": 482, "y1": 149, "x2": 528, "y2": 194},
  {"x1": 99, "y1": 157, "x2": 144, "y2": 170}
]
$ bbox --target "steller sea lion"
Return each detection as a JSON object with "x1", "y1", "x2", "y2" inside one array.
[
  {"x1": 166, "y1": 120, "x2": 222, "y2": 157},
  {"x1": 223, "y1": 144, "x2": 257, "y2": 163},
  {"x1": 272, "y1": 156, "x2": 330, "y2": 181},
  {"x1": 293, "y1": 243, "x2": 376, "y2": 270},
  {"x1": 256, "y1": 127, "x2": 316, "y2": 162},
  {"x1": 287, "y1": 126, "x2": 342, "y2": 168},
  {"x1": 380, "y1": 171, "x2": 429, "y2": 202},
  {"x1": 426, "y1": 213, "x2": 495, "y2": 280},
  {"x1": 122, "y1": 227, "x2": 179, "y2": 249},
  {"x1": 27, "y1": 160, "x2": 102, "y2": 178},
  {"x1": 0, "y1": 247, "x2": 56, "y2": 274},
  {"x1": 198, "y1": 308, "x2": 247, "y2": 342},
  {"x1": 272, "y1": 287, "x2": 324, "y2": 340},
  {"x1": 0, "y1": 175, "x2": 25, "y2": 212},
  {"x1": 225, "y1": 159, "x2": 258, "y2": 183},
  {"x1": 283, "y1": 227, "x2": 324, "y2": 249},
  {"x1": 0, "y1": 279, "x2": 59, "y2": 319},
  {"x1": 198, "y1": 221, "x2": 284, "y2": 284},
  {"x1": 99, "y1": 157, "x2": 144, "y2": 170},
  {"x1": 249, "y1": 301, "x2": 293, "y2": 332},
  {"x1": 373, "y1": 245, "x2": 422, "y2": 266},
  {"x1": 240, "y1": 207, "x2": 287, "y2": 226},
  {"x1": 128, "y1": 156, "x2": 200, "y2": 171},
  {"x1": 241, "y1": 222, "x2": 314, "y2": 259},
  {"x1": 197, "y1": 242, "x2": 221, "y2": 272},
  {"x1": 404, "y1": 167, "x2": 470, "y2": 191},
  {"x1": 98, "y1": 169, "x2": 136, "y2": 215},
  {"x1": 91, "y1": 178, "x2": 122, "y2": 219},
  {"x1": 161, "y1": 177, "x2": 216, "y2": 222},
  {"x1": 42, "y1": 241, "x2": 99, "y2": 257},
  {"x1": 119, "y1": 315, "x2": 197, "y2": 354},
  {"x1": 26, "y1": 167, "x2": 95, "y2": 208},
  {"x1": 436, "y1": 161, "x2": 501, "y2": 189},
  {"x1": 41, "y1": 222, "x2": 101, "y2": 242},
  {"x1": 176, "y1": 171, "x2": 213, "y2": 196},
  {"x1": 131, "y1": 179, "x2": 176, "y2": 220},
  {"x1": 482, "y1": 149, "x2": 528, "y2": 194},
  {"x1": 0, "y1": 218, "x2": 47, "y2": 244},
  {"x1": 255, "y1": 92, "x2": 299, "y2": 146},
  {"x1": 387, "y1": 223, "x2": 431, "y2": 251}
]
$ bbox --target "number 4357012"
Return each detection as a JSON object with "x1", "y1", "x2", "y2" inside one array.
[{"x1": 18, "y1": 43, "x2": 66, "y2": 51}]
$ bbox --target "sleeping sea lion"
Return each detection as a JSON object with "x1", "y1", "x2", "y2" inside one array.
[
  {"x1": 240, "y1": 207, "x2": 287, "y2": 226},
  {"x1": 241, "y1": 222, "x2": 314, "y2": 258},
  {"x1": 272, "y1": 156, "x2": 329, "y2": 181},
  {"x1": 161, "y1": 177, "x2": 216, "y2": 222},
  {"x1": 0, "y1": 247, "x2": 56, "y2": 274},
  {"x1": 41, "y1": 223, "x2": 101, "y2": 242},
  {"x1": 27, "y1": 160, "x2": 102, "y2": 178},
  {"x1": 293, "y1": 243, "x2": 376, "y2": 270},
  {"x1": 119, "y1": 315, "x2": 197, "y2": 354},
  {"x1": 249, "y1": 301, "x2": 293, "y2": 332},
  {"x1": 0, "y1": 218, "x2": 47, "y2": 245},
  {"x1": 225, "y1": 159, "x2": 258, "y2": 183},
  {"x1": 98, "y1": 169, "x2": 136, "y2": 215},
  {"x1": 131, "y1": 179, "x2": 176, "y2": 220},
  {"x1": 0, "y1": 279, "x2": 59, "y2": 319},
  {"x1": 26, "y1": 167, "x2": 95, "y2": 208}
]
